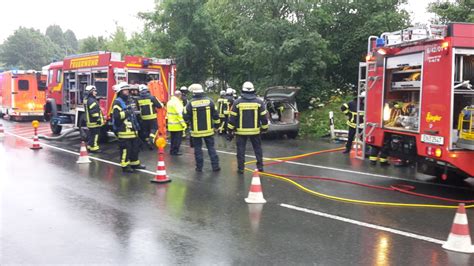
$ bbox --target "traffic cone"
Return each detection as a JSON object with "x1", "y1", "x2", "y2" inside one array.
[
  {"x1": 76, "y1": 141, "x2": 91, "y2": 164},
  {"x1": 30, "y1": 134, "x2": 42, "y2": 150},
  {"x1": 0, "y1": 123, "x2": 4, "y2": 139},
  {"x1": 442, "y1": 203, "x2": 474, "y2": 253},
  {"x1": 150, "y1": 148, "x2": 171, "y2": 183},
  {"x1": 350, "y1": 141, "x2": 363, "y2": 158},
  {"x1": 245, "y1": 170, "x2": 266, "y2": 204}
]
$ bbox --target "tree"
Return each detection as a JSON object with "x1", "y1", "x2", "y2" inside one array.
[
  {"x1": 428, "y1": 0, "x2": 474, "y2": 24},
  {"x1": 0, "y1": 27, "x2": 58, "y2": 69},
  {"x1": 64, "y1": 30, "x2": 79, "y2": 54},
  {"x1": 79, "y1": 36, "x2": 108, "y2": 53},
  {"x1": 106, "y1": 25, "x2": 129, "y2": 55}
]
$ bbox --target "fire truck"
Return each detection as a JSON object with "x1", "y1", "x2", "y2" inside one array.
[
  {"x1": 0, "y1": 70, "x2": 47, "y2": 120},
  {"x1": 356, "y1": 23, "x2": 474, "y2": 180},
  {"x1": 43, "y1": 51, "x2": 176, "y2": 139}
]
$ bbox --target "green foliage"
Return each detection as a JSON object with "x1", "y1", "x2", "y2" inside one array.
[
  {"x1": 0, "y1": 27, "x2": 59, "y2": 69},
  {"x1": 106, "y1": 25, "x2": 129, "y2": 55},
  {"x1": 79, "y1": 36, "x2": 108, "y2": 53},
  {"x1": 428, "y1": 0, "x2": 474, "y2": 23},
  {"x1": 64, "y1": 30, "x2": 79, "y2": 54},
  {"x1": 299, "y1": 95, "x2": 352, "y2": 139}
]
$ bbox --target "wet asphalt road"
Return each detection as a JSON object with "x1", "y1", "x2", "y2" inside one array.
[{"x1": 1, "y1": 120, "x2": 474, "y2": 265}]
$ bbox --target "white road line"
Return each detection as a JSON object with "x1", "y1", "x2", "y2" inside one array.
[
  {"x1": 4, "y1": 131, "x2": 157, "y2": 176},
  {"x1": 280, "y1": 203, "x2": 445, "y2": 245}
]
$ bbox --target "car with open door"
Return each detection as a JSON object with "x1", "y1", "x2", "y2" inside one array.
[{"x1": 262, "y1": 86, "x2": 300, "y2": 138}]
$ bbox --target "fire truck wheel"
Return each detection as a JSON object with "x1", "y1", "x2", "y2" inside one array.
[{"x1": 78, "y1": 114, "x2": 88, "y2": 141}]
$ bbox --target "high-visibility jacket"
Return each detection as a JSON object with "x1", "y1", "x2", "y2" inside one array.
[
  {"x1": 341, "y1": 100, "x2": 364, "y2": 129},
  {"x1": 112, "y1": 96, "x2": 138, "y2": 139},
  {"x1": 183, "y1": 94, "x2": 220, "y2": 138},
  {"x1": 84, "y1": 95, "x2": 104, "y2": 128},
  {"x1": 216, "y1": 96, "x2": 233, "y2": 118},
  {"x1": 167, "y1": 96, "x2": 186, "y2": 132},
  {"x1": 228, "y1": 93, "x2": 269, "y2": 135},
  {"x1": 138, "y1": 92, "x2": 163, "y2": 120}
]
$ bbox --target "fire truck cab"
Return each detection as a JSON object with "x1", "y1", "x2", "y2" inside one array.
[
  {"x1": 0, "y1": 70, "x2": 47, "y2": 121},
  {"x1": 44, "y1": 51, "x2": 176, "y2": 139},
  {"x1": 362, "y1": 23, "x2": 474, "y2": 180}
]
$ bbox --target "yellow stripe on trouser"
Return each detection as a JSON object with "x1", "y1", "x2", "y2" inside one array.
[
  {"x1": 369, "y1": 156, "x2": 378, "y2": 161},
  {"x1": 379, "y1": 158, "x2": 388, "y2": 163},
  {"x1": 88, "y1": 134, "x2": 100, "y2": 151},
  {"x1": 121, "y1": 149, "x2": 129, "y2": 167},
  {"x1": 130, "y1": 160, "x2": 140, "y2": 166},
  {"x1": 244, "y1": 148, "x2": 474, "y2": 209}
]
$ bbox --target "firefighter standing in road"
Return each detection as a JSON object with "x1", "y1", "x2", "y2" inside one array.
[
  {"x1": 112, "y1": 82, "x2": 146, "y2": 173},
  {"x1": 216, "y1": 89, "x2": 233, "y2": 134},
  {"x1": 179, "y1": 86, "x2": 189, "y2": 107},
  {"x1": 137, "y1": 84, "x2": 163, "y2": 149},
  {"x1": 184, "y1": 83, "x2": 221, "y2": 172},
  {"x1": 167, "y1": 91, "x2": 187, "y2": 156},
  {"x1": 84, "y1": 85, "x2": 104, "y2": 153},
  {"x1": 227, "y1": 81, "x2": 268, "y2": 174},
  {"x1": 341, "y1": 91, "x2": 365, "y2": 154}
]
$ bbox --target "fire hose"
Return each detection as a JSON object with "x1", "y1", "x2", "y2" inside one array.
[{"x1": 244, "y1": 147, "x2": 474, "y2": 209}]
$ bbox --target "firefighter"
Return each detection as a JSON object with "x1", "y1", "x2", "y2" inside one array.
[
  {"x1": 341, "y1": 91, "x2": 365, "y2": 154},
  {"x1": 167, "y1": 90, "x2": 187, "y2": 156},
  {"x1": 112, "y1": 82, "x2": 146, "y2": 173},
  {"x1": 184, "y1": 83, "x2": 221, "y2": 172},
  {"x1": 84, "y1": 85, "x2": 104, "y2": 153},
  {"x1": 227, "y1": 81, "x2": 268, "y2": 174},
  {"x1": 216, "y1": 90, "x2": 232, "y2": 134},
  {"x1": 137, "y1": 84, "x2": 163, "y2": 149},
  {"x1": 368, "y1": 142, "x2": 390, "y2": 166},
  {"x1": 179, "y1": 86, "x2": 189, "y2": 107}
]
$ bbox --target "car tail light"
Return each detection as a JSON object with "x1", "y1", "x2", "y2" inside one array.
[
  {"x1": 426, "y1": 146, "x2": 442, "y2": 158},
  {"x1": 294, "y1": 112, "x2": 299, "y2": 120},
  {"x1": 366, "y1": 135, "x2": 375, "y2": 143}
]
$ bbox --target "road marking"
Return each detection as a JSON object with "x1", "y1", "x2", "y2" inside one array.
[
  {"x1": 4, "y1": 131, "x2": 158, "y2": 176},
  {"x1": 280, "y1": 203, "x2": 445, "y2": 245}
]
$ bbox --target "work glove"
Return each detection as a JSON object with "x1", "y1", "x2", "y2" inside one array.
[{"x1": 182, "y1": 130, "x2": 186, "y2": 138}]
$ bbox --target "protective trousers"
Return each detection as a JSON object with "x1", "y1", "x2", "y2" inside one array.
[
  {"x1": 192, "y1": 136, "x2": 219, "y2": 170},
  {"x1": 170, "y1": 131, "x2": 183, "y2": 155},
  {"x1": 118, "y1": 138, "x2": 141, "y2": 168},
  {"x1": 236, "y1": 135, "x2": 263, "y2": 172},
  {"x1": 345, "y1": 127, "x2": 362, "y2": 152},
  {"x1": 140, "y1": 119, "x2": 158, "y2": 146},
  {"x1": 369, "y1": 145, "x2": 389, "y2": 164},
  {"x1": 87, "y1": 127, "x2": 100, "y2": 151},
  {"x1": 218, "y1": 115, "x2": 229, "y2": 135}
]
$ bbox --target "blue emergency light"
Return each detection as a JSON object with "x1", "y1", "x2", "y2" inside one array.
[
  {"x1": 376, "y1": 37, "x2": 385, "y2": 47},
  {"x1": 142, "y1": 58, "x2": 150, "y2": 68}
]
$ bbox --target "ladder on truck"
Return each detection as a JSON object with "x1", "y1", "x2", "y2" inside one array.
[
  {"x1": 381, "y1": 25, "x2": 447, "y2": 47},
  {"x1": 354, "y1": 62, "x2": 367, "y2": 160}
]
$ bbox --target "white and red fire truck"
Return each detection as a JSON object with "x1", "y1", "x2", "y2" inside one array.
[
  {"x1": 359, "y1": 23, "x2": 474, "y2": 180},
  {"x1": 43, "y1": 51, "x2": 176, "y2": 139}
]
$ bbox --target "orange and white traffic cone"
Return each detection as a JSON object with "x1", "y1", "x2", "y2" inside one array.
[
  {"x1": 76, "y1": 141, "x2": 91, "y2": 164},
  {"x1": 30, "y1": 134, "x2": 42, "y2": 150},
  {"x1": 245, "y1": 170, "x2": 266, "y2": 204},
  {"x1": 442, "y1": 203, "x2": 474, "y2": 253},
  {"x1": 350, "y1": 141, "x2": 363, "y2": 158},
  {"x1": 150, "y1": 148, "x2": 171, "y2": 183},
  {"x1": 0, "y1": 123, "x2": 4, "y2": 139}
]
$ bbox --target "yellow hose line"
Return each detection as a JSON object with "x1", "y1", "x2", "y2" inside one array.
[{"x1": 244, "y1": 148, "x2": 474, "y2": 209}]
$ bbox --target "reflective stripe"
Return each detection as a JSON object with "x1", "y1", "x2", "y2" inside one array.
[
  {"x1": 379, "y1": 158, "x2": 388, "y2": 163},
  {"x1": 121, "y1": 148, "x2": 129, "y2": 167},
  {"x1": 260, "y1": 110, "x2": 267, "y2": 116},
  {"x1": 130, "y1": 160, "x2": 141, "y2": 166},
  {"x1": 91, "y1": 113, "x2": 99, "y2": 117},
  {"x1": 369, "y1": 156, "x2": 378, "y2": 161},
  {"x1": 89, "y1": 102, "x2": 97, "y2": 109},
  {"x1": 229, "y1": 111, "x2": 237, "y2": 116},
  {"x1": 261, "y1": 124, "x2": 269, "y2": 129},
  {"x1": 228, "y1": 124, "x2": 235, "y2": 129}
]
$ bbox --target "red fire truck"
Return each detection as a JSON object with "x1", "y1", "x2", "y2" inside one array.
[
  {"x1": 360, "y1": 23, "x2": 474, "y2": 180},
  {"x1": 43, "y1": 51, "x2": 176, "y2": 139}
]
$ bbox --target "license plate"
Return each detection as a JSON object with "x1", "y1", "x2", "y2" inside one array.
[{"x1": 421, "y1": 134, "x2": 444, "y2": 145}]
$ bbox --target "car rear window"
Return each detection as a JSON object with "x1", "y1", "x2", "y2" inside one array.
[{"x1": 18, "y1": 80, "x2": 29, "y2": 91}]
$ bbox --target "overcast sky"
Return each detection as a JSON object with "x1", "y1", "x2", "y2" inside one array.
[{"x1": 0, "y1": 0, "x2": 434, "y2": 43}]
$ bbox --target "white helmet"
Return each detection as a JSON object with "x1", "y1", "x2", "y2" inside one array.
[
  {"x1": 139, "y1": 84, "x2": 148, "y2": 91},
  {"x1": 189, "y1": 83, "x2": 204, "y2": 94},
  {"x1": 226, "y1": 88, "x2": 233, "y2": 95},
  {"x1": 220, "y1": 90, "x2": 226, "y2": 96},
  {"x1": 179, "y1": 86, "x2": 188, "y2": 92},
  {"x1": 85, "y1": 85, "x2": 96, "y2": 92},
  {"x1": 113, "y1": 82, "x2": 130, "y2": 93},
  {"x1": 360, "y1": 91, "x2": 366, "y2": 97},
  {"x1": 242, "y1": 81, "x2": 255, "y2": 93}
]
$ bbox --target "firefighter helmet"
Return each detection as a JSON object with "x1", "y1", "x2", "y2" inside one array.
[
  {"x1": 226, "y1": 88, "x2": 233, "y2": 95},
  {"x1": 113, "y1": 82, "x2": 130, "y2": 93},
  {"x1": 189, "y1": 83, "x2": 204, "y2": 94},
  {"x1": 242, "y1": 81, "x2": 255, "y2": 93},
  {"x1": 85, "y1": 85, "x2": 96, "y2": 92},
  {"x1": 360, "y1": 91, "x2": 366, "y2": 97},
  {"x1": 179, "y1": 86, "x2": 188, "y2": 92},
  {"x1": 139, "y1": 84, "x2": 148, "y2": 91},
  {"x1": 220, "y1": 90, "x2": 226, "y2": 96}
]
